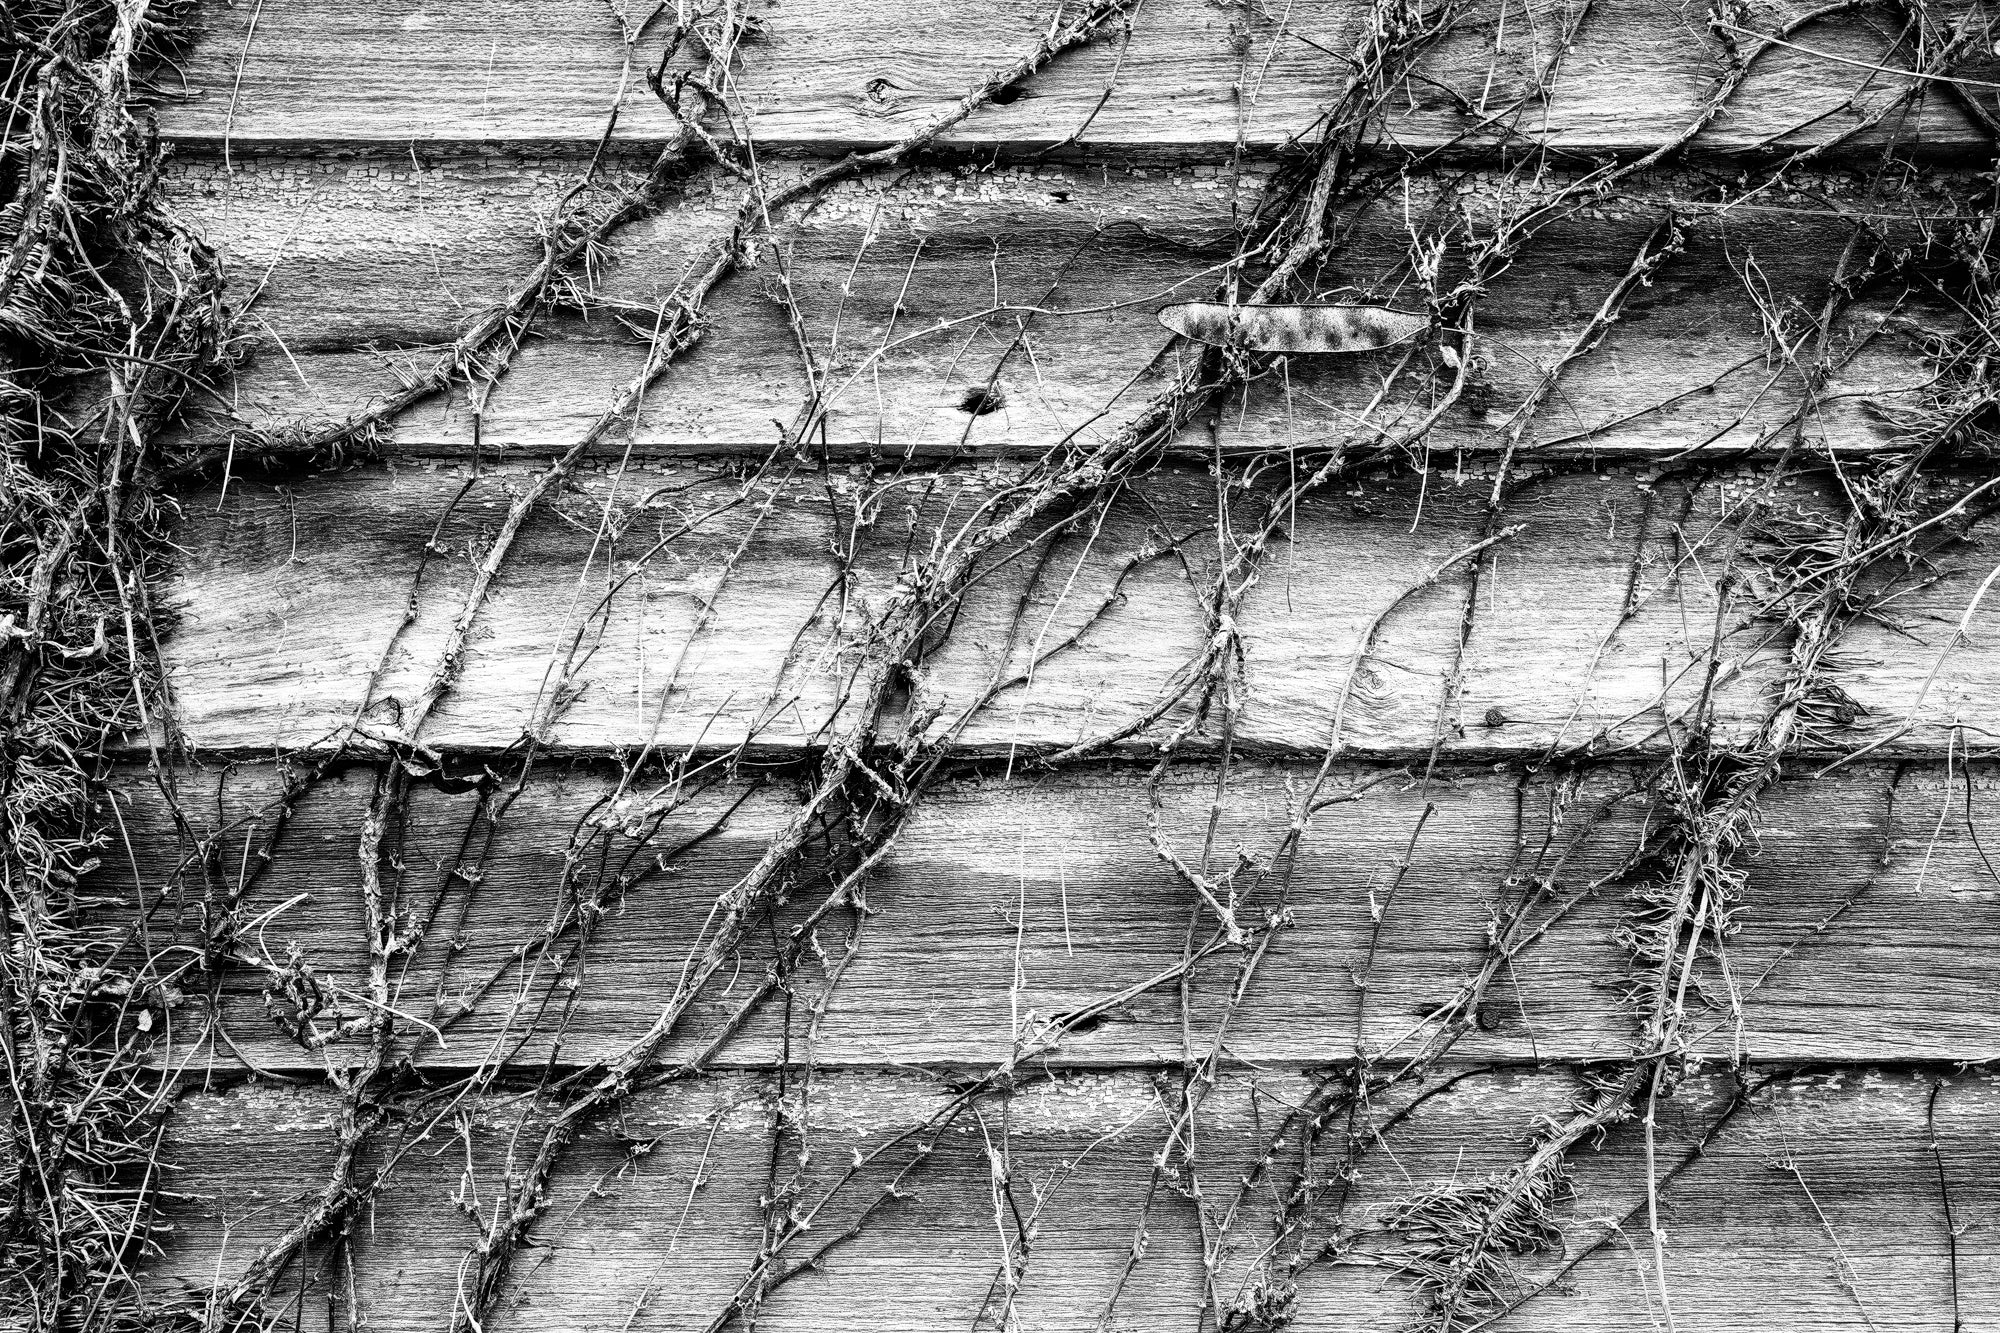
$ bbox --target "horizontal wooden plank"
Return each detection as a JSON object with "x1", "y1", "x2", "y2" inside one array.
[
  {"x1": 172, "y1": 152, "x2": 1951, "y2": 461},
  {"x1": 159, "y1": 456, "x2": 1996, "y2": 756},
  {"x1": 156, "y1": 0, "x2": 1995, "y2": 154},
  {"x1": 96, "y1": 757, "x2": 2000, "y2": 1071},
  {"x1": 155, "y1": 457, "x2": 1760, "y2": 753},
  {"x1": 143, "y1": 1066, "x2": 2000, "y2": 1330}
]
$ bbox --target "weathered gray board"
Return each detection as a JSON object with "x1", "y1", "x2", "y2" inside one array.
[
  {"x1": 176, "y1": 153, "x2": 1952, "y2": 460},
  {"x1": 101, "y1": 758, "x2": 2000, "y2": 1071},
  {"x1": 162, "y1": 0, "x2": 1994, "y2": 152},
  {"x1": 127, "y1": 0, "x2": 2000, "y2": 1327},
  {"x1": 163, "y1": 461, "x2": 1994, "y2": 756},
  {"x1": 144, "y1": 1070, "x2": 1994, "y2": 1333}
]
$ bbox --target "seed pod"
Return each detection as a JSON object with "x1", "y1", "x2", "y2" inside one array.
[{"x1": 1158, "y1": 302, "x2": 1429, "y2": 354}]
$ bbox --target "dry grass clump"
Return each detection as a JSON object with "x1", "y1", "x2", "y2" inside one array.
[{"x1": 3, "y1": 1, "x2": 237, "y2": 1327}]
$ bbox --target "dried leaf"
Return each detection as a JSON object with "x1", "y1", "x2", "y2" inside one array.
[{"x1": 1158, "y1": 301, "x2": 1429, "y2": 354}]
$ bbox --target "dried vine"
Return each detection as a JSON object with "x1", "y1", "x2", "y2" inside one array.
[
  {"x1": 17, "y1": 0, "x2": 2000, "y2": 1329},
  {"x1": 2, "y1": 1, "x2": 235, "y2": 1328}
]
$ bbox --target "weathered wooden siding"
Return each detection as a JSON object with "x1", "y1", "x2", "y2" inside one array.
[
  {"x1": 162, "y1": 0, "x2": 1995, "y2": 151},
  {"x1": 174, "y1": 155, "x2": 1944, "y2": 459},
  {"x1": 104, "y1": 759, "x2": 2000, "y2": 1069},
  {"x1": 100, "y1": 0, "x2": 2000, "y2": 1329},
  {"x1": 145, "y1": 1071, "x2": 1999, "y2": 1332},
  {"x1": 161, "y1": 460, "x2": 1997, "y2": 756}
]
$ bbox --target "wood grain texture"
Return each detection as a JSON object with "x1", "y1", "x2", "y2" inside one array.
[
  {"x1": 155, "y1": 0, "x2": 1995, "y2": 154},
  {"x1": 171, "y1": 151, "x2": 1951, "y2": 461},
  {"x1": 97, "y1": 757, "x2": 2000, "y2": 1071},
  {"x1": 107, "y1": 1, "x2": 2000, "y2": 1325},
  {"x1": 158, "y1": 457, "x2": 1999, "y2": 756},
  {"x1": 156, "y1": 457, "x2": 1760, "y2": 753},
  {"x1": 143, "y1": 1068, "x2": 1999, "y2": 1331}
]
